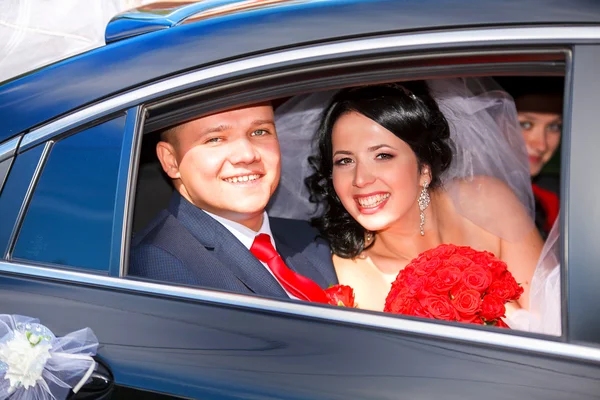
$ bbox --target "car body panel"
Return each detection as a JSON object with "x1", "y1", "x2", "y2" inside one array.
[
  {"x1": 1, "y1": 273, "x2": 600, "y2": 399},
  {"x1": 1, "y1": 1, "x2": 600, "y2": 398},
  {"x1": 2, "y1": 0, "x2": 600, "y2": 141},
  {"x1": 105, "y1": 0, "x2": 260, "y2": 43}
]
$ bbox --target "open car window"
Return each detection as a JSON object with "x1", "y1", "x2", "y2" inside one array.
[{"x1": 126, "y1": 53, "x2": 566, "y2": 340}]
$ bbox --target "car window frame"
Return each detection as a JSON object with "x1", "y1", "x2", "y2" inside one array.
[
  {"x1": 131, "y1": 53, "x2": 568, "y2": 323},
  {"x1": 2, "y1": 112, "x2": 136, "y2": 275},
  {"x1": 563, "y1": 44, "x2": 600, "y2": 346},
  {"x1": 1, "y1": 26, "x2": 599, "y2": 357}
]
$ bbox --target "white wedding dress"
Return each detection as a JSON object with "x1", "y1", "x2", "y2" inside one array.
[{"x1": 269, "y1": 78, "x2": 562, "y2": 336}]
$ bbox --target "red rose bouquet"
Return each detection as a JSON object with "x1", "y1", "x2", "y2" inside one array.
[{"x1": 384, "y1": 244, "x2": 522, "y2": 327}]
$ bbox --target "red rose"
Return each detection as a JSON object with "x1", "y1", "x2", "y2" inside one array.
[
  {"x1": 500, "y1": 271, "x2": 524, "y2": 300},
  {"x1": 414, "y1": 258, "x2": 442, "y2": 276},
  {"x1": 449, "y1": 282, "x2": 469, "y2": 299},
  {"x1": 446, "y1": 254, "x2": 474, "y2": 271},
  {"x1": 402, "y1": 264, "x2": 416, "y2": 277},
  {"x1": 457, "y1": 314, "x2": 482, "y2": 324},
  {"x1": 461, "y1": 265, "x2": 493, "y2": 293},
  {"x1": 488, "y1": 260, "x2": 509, "y2": 279},
  {"x1": 422, "y1": 295, "x2": 458, "y2": 321},
  {"x1": 480, "y1": 294, "x2": 506, "y2": 321},
  {"x1": 494, "y1": 318, "x2": 510, "y2": 328},
  {"x1": 456, "y1": 246, "x2": 478, "y2": 257},
  {"x1": 430, "y1": 244, "x2": 457, "y2": 258},
  {"x1": 384, "y1": 287, "x2": 413, "y2": 313},
  {"x1": 396, "y1": 299, "x2": 432, "y2": 319},
  {"x1": 452, "y1": 289, "x2": 481, "y2": 317},
  {"x1": 486, "y1": 280, "x2": 513, "y2": 301},
  {"x1": 487, "y1": 271, "x2": 523, "y2": 301},
  {"x1": 325, "y1": 285, "x2": 355, "y2": 307},
  {"x1": 403, "y1": 274, "x2": 429, "y2": 297},
  {"x1": 411, "y1": 302, "x2": 432, "y2": 319},
  {"x1": 430, "y1": 266, "x2": 462, "y2": 294}
]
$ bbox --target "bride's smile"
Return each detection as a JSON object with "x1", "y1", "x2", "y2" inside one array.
[{"x1": 354, "y1": 192, "x2": 390, "y2": 213}]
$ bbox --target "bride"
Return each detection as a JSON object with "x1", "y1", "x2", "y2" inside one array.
[{"x1": 269, "y1": 78, "x2": 558, "y2": 333}]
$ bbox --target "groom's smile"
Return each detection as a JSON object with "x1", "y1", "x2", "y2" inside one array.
[{"x1": 222, "y1": 172, "x2": 263, "y2": 184}]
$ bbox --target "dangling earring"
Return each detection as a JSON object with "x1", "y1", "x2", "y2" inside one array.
[{"x1": 418, "y1": 180, "x2": 430, "y2": 236}]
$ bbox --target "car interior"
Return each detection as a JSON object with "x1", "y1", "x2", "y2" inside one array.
[
  {"x1": 127, "y1": 50, "x2": 566, "y2": 335},
  {"x1": 131, "y1": 74, "x2": 564, "y2": 239}
]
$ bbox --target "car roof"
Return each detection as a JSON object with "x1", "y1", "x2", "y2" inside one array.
[
  {"x1": 1, "y1": 0, "x2": 599, "y2": 143},
  {"x1": 105, "y1": 0, "x2": 288, "y2": 44}
]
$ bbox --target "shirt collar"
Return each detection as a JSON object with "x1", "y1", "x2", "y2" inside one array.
[{"x1": 203, "y1": 210, "x2": 276, "y2": 250}]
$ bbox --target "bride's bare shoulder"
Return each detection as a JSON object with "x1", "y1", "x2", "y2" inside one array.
[
  {"x1": 453, "y1": 175, "x2": 522, "y2": 199},
  {"x1": 449, "y1": 176, "x2": 532, "y2": 220},
  {"x1": 333, "y1": 254, "x2": 367, "y2": 275}
]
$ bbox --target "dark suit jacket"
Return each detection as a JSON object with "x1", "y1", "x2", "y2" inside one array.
[{"x1": 129, "y1": 193, "x2": 338, "y2": 299}]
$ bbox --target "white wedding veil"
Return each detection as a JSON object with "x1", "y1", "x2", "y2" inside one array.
[
  {"x1": 269, "y1": 77, "x2": 561, "y2": 335},
  {"x1": 506, "y1": 218, "x2": 562, "y2": 335},
  {"x1": 269, "y1": 77, "x2": 535, "y2": 227}
]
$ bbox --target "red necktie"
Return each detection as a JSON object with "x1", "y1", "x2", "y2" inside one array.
[{"x1": 250, "y1": 233, "x2": 328, "y2": 303}]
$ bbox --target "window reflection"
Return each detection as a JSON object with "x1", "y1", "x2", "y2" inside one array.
[{"x1": 13, "y1": 116, "x2": 125, "y2": 271}]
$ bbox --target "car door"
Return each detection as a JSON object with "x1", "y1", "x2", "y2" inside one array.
[{"x1": 1, "y1": 26, "x2": 600, "y2": 400}]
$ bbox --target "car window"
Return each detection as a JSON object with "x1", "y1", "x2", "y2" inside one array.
[
  {"x1": 128, "y1": 71, "x2": 565, "y2": 337},
  {"x1": 0, "y1": 144, "x2": 45, "y2": 258},
  {"x1": 0, "y1": 157, "x2": 12, "y2": 193},
  {"x1": 12, "y1": 115, "x2": 126, "y2": 271}
]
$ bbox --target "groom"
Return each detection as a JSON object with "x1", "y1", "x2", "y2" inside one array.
[{"x1": 129, "y1": 102, "x2": 337, "y2": 300}]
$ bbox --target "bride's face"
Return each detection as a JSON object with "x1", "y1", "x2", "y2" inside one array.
[{"x1": 331, "y1": 111, "x2": 427, "y2": 232}]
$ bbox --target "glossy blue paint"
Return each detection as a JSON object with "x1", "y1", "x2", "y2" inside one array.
[
  {"x1": 1, "y1": 1, "x2": 599, "y2": 397},
  {"x1": 12, "y1": 116, "x2": 125, "y2": 272},
  {"x1": 0, "y1": 145, "x2": 44, "y2": 257},
  {"x1": 1, "y1": 274, "x2": 599, "y2": 399},
  {"x1": 1, "y1": 0, "x2": 600, "y2": 142},
  {"x1": 105, "y1": 0, "x2": 245, "y2": 43}
]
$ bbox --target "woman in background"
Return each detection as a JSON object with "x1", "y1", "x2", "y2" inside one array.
[{"x1": 515, "y1": 87, "x2": 563, "y2": 237}]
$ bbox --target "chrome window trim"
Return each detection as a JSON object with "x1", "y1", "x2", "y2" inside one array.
[
  {"x1": 560, "y1": 49, "x2": 573, "y2": 338},
  {"x1": 117, "y1": 106, "x2": 144, "y2": 277},
  {"x1": 5, "y1": 142, "x2": 53, "y2": 259},
  {"x1": 1, "y1": 259, "x2": 599, "y2": 363},
  {"x1": 19, "y1": 25, "x2": 600, "y2": 151},
  {"x1": 0, "y1": 136, "x2": 20, "y2": 163}
]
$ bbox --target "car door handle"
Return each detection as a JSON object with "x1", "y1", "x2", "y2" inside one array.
[{"x1": 68, "y1": 357, "x2": 114, "y2": 400}]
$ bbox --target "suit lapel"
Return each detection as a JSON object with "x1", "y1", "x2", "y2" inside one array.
[
  {"x1": 276, "y1": 239, "x2": 329, "y2": 289},
  {"x1": 170, "y1": 194, "x2": 287, "y2": 298}
]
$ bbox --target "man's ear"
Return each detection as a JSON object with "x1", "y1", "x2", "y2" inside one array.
[{"x1": 156, "y1": 141, "x2": 181, "y2": 179}]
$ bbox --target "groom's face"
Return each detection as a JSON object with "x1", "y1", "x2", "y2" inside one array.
[{"x1": 156, "y1": 104, "x2": 281, "y2": 230}]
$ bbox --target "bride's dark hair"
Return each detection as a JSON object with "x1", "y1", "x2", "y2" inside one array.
[{"x1": 306, "y1": 81, "x2": 453, "y2": 258}]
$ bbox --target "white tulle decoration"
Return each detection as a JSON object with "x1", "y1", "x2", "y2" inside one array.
[
  {"x1": 505, "y1": 218, "x2": 562, "y2": 336},
  {"x1": 0, "y1": 315, "x2": 98, "y2": 400}
]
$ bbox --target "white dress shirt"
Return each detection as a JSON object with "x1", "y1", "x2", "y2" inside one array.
[{"x1": 203, "y1": 211, "x2": 296, "y2": 299}]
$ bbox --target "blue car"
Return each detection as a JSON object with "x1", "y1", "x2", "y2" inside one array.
[{"x1": 1, "y1": 1, "x2": 600, "y2": 398}]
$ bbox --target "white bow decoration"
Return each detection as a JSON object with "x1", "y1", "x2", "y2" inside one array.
[{"x1": 0, "y1": 315, "x2": 98, "y2": 400}]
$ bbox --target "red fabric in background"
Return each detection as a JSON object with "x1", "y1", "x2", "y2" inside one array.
[{"x1": 532, "y1": 183, "x2": 559, "y2": 233}]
